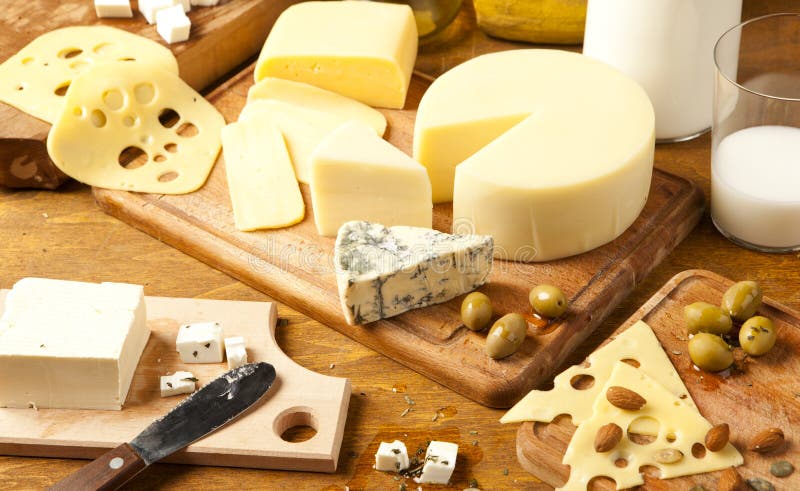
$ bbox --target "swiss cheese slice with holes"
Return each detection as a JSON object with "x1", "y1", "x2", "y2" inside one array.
[
  {"x1": 0, "y1": 26, "x2": 178, "y2": 124},
  {"x1": 501, "y1": 321, "x2": 695, "y2": 435},
  {"x1": 559, "y1": 362, "x2": 742, "y2": 490},
  {"x1": 46, "y1": 61, "x2": 224, "y2": 194}
]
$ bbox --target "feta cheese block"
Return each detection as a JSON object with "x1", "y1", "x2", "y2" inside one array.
[
  {"x1": 335, "y1": 221, "x2": 493, "y2": 325},
  {"x1": 0, "y1": 277, "x2": 149, "y2": 410},
  {"x1": 374, "y1": 440, "x2": 409, "y2": 472},
  {"x1": 311, "y1": 121, "x2": 432, "y2": 236},
  {"x1": 224, "y1": 336, "x2": 248, "y2": 370},
  {"x1": 560, "y1": 362, "x2": 742, "y2": 490},
  {"x1": 415, "y1": 441, "x2": 458, "y2": 484},
  {"x1": 176, "y1": 321, "x2": 224, "y2": 363},
  {"x1": 94, "y1": 0, "x2": 133, "y2": 18},
  {"x1": 254, "y1": 1, "x2": 418, "y2": 109},
  {"x1": 415, "y1": 49, "x2": 655, "y2": 261},
  {"x1": 155, "y1": 4, "x2": 191, "y2": 44},
  {"x1": 160, "y1": 370, "x2": 196, "y2": 397}
]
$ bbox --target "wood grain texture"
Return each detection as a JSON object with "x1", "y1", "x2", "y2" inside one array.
[
  {"x1": 516, "y1": 270, "x2": 800, "y2": 490},
  {"x1": 0, "y1": 293, "x2": 351, "y2": 473}
]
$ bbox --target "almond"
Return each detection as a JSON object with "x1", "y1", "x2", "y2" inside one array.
[
  {"x1": 705, "y1": 423, "x2": 730, "y2": 452},
  {"x1": 606, "y1": 386, "x2": 646, "y2": 411},
  {"x1": 748, "y1": 427, "x2": 785, "y2": 454},
  {"x1": 594, "y1": 422, "x2": 622, "y2": 452},
  {"x1": 718, "y1": 467, "x2": 746, "y2": 491}
]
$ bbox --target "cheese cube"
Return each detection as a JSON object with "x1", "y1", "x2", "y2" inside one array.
[
  {"x1": 191, "y1": 0, "x2": 219, "y2": 5},
  {"x1": 416, "y1": 441, "x2": 458, "y2": 484},
  {"x1": 224, "y1": 336, "x2": 248, "y2": 370},
  {"x1": 0, "y1": 278, "x2": 149, "y2": 410},
  {"x1": 176, "y1": 322, "x2": 223, "y2": 363},
  {"x1": 254, "y1": 1, "x2": 418, "y2": 109},
  {"x1": 156, "y1": 5, "x2": 191, "y2": 44},
  {"x1": 160, "y1": 370, "x2": 196, "y2": 397},
  {"x1": 139, "y1": 0, "x2": 180, "y2": 24},
  {"x1": 177, "y1": 0, "x2": 191, "y2": 12},
  {"x1": 375, "y1": 440, "x2": 409, "y2": 472},
  {"x1": 94, "y1": 0, "x2": 133, "y2": 18}
]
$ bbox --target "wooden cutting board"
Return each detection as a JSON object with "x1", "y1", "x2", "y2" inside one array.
[
  {"x1": 0, "y1": 291, "x2": 351, "y2": 472},
  {"x1": 516, "y1": 269, "x2": 800, "y2": 489},
  {"x1": 93, "y1": 64, "x2": 705, "y2": 408}
]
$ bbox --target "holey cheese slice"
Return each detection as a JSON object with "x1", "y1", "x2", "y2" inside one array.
[
  {"x1": 47, "y1": 61, "x2": 225, "y2": 194},
  {"x1": 501, "y1": 321, "x2": 695, "y2": 436},
  {"x1": 335, "y1": 221, "x2": 493, "y2": 325},
  {"x1": 0, "y1": 26, "x2": 178, "y2": 124},
  {"x1": 560, "y1": 362, "x2": 742, "y2": 490}
]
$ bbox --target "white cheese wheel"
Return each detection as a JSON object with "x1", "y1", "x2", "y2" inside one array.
[{"x1": 414, "y1": 49, "x2": 655, "y2": 262}]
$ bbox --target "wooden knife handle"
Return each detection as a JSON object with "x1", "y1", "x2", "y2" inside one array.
[{"x1": 48, "y1": 443, "x2": 147, "y2": 491}]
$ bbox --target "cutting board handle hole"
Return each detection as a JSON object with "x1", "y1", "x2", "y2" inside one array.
[{"x1": 274, "y1": 406, "x2": 319, "y2": 444}]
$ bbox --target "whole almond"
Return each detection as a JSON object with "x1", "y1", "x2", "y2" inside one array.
[
  {"x1": 606, "y1": 386, "x2": 646, "y2": 411},
  {"x1": 718, "y1": 467, "x2": 746, "y2": 491},
  {"x1": 749, "y1": 428, "x2": 785, "y2": 454},
  {"x1": 594, "y1": 422, "x2": 623, "y2": 452},
  {"x1": 706, "y1": 423, "x2": 730, "y2": 452}
]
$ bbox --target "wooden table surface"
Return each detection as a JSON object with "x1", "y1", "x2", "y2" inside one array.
[{"x1": 1, "y1": 1, "x2": 798, "y2": 489}]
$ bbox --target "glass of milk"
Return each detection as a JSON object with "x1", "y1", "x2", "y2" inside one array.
[
  {"x1": 712, "y1": 14, "x2": 800, "y2": 252},
  {"x1": 583, "y1": 0, "x2": 742, "y2": 142}
]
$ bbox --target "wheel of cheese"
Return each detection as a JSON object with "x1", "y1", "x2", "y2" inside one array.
[{"x1": 413, "y1": 49, "x2": 655, "y2": 262}]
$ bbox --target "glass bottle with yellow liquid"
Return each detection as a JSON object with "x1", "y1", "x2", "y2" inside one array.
[{"x1": 369, "y1": 0, "x2": 462, "y2": 39}]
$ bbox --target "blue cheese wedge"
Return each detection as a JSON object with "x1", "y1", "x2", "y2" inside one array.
[{"x1": 334, "y1": 221, "x2": 493, "y2": 325}]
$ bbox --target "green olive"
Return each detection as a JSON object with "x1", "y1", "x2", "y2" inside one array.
[
  {"x1": 486, "y1": 313, "x2": 528, "y2": 359},
  {"x1": 684, "y1": 302, "x2": 732, "y2": 336},
  {"x1": 688, "y1": 333, "x2": 734, "y2": 372},
  {"x1": 721, "y1": 280, "x2": 763, "y2": 322},
  {"x1": 739, "y1": 316, "x2": 776, "y2": 356},
  {"x1": 529, "y1": 284, "x2": 568, "y2": 319},
  {"x1": 461, "y1": 292, "x2": 493, "y2": 331}
]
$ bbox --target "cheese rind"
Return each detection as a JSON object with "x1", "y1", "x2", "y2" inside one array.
[
  {"x1": 0, "y1": 278, "x2": 149, "y2": 410},
  {"x1": 254, "y1": 1, "x2": 418, "y2": 109},
  {"x1": 335, "y1": 221, "x2": 493, "y2": 325},
  {"x1": 310, "y1": 121, "x2": 432, "y2": 236},
  {"x1": 160, "y1": 370, "x2": 196, "y2": 397},
  {"x1": 176, "y1": 322, "x2": 224, "y2": 363}
]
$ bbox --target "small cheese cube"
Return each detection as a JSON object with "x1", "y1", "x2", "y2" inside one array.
[
  {"x1": 375, "y1": 440, "x2": 409, "y2": 472},
  {"x1": 156, "y1": 5, "x2": 191, "y2": 44},
  {"x1": 139, "y1": 0, "x2": 176, "y2": 24},
  {"x1": 160, "y1": 371, "x2": 196, "y2": 397},
  {"x1": 224, "y1": 336, "x2": 248, "y2": 370},
  {"x1": 177, "y1": 0, "x2": 191, "y2": 12},
  {"x1": 94, "y1": 0, "x2": 133, "y2": 18},
  {"x1": 191, "y1": 0, "x2": 219, "y2": 5},
  {"x1": 176, "y1": 322, "x2": 223, "y2": 363},
  {"x1": 416, "y1": 441, "x2": 458, "y2": 484}
]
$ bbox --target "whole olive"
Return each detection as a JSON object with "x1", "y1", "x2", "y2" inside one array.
[
  {"x1": 529, "y1": 284, "x2": 568, "y2": 319},
  {"x1": 461, "y1": 292, "x2": 492, "y2": 331},
  {"x1": 486, "y1": 313, "x2": 528, "y2": 359},
  {"x1": 688, "y1": 333, "x2": 734, "y2": 372},
  {"x1": 721, "y1": 280, "x2": 762, "y2": 322},
  {"x1": 739, "y1": 316, "x2": 776, "y2": 356},
  {"x1": 684, "y1": 302, "x2": 732, "y2": 336}
]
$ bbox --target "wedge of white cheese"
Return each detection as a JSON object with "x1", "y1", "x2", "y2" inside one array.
[
  {"x1": 0, "y1": 278, "x2": 149, "y2": 410},
  {"x1": 334, "y1": 221, "x2": 493, "y2": 325}
]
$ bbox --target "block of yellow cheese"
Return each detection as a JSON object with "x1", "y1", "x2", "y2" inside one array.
[
  {"x1": 254, "y1": 1, "x2": 418, "y2": 109},
  {"x1": 414, "y1": 49, "x2": 654, "y2": 261},
  {"x1": 310, "y1": 121, "x2": 432, "y2": 236}
]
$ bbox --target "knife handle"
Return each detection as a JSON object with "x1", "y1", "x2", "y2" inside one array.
[{"x1": 48, "y1": 443, "x2": 147, "y2": 491}]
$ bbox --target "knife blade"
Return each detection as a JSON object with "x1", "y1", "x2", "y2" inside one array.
[{"x1": 49, "y1": 362, "x2": 276, "y2": 491}]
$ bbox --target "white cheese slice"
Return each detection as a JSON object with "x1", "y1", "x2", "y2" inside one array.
[
  {"x1": 46, "y1": 61, "x2": 225, "y2": 194},
  {"x1": 221, "y1": 115, "x2": 304, "y2": 231},
  {"x1": 176, "y1": 321, "x2": 224, "y2": 363},
  {"x1": 0, "y1": 277, "x2": 149, "y2": 410},
  {"x1": 335, "y1": 221, "x2": 493, "y2": 325},
  {"x1": 310, "y1": 121, "x2": 432, "y2": 236},
  {"x1": 559, "y1": 362, "x2": 742, "y2": 490},
  {"x1": 0, "y1": 26, "x2": 178, "y2": 123},
  {"x1": 501, "y1": 321, "x2": 695, "y2": 435},
  {"x1": 224, "y1": 336, "x2": 248, "y2": 370},
  {"x1": 415, "y1": 441, "x2": 458, "y2": 484},
  {"x1": 374, "y1": 440, "x2": 409, "y2": 472},
  {"x1": 94, "y1": 0, "x2": 133, "y2": 18},
  {"x1": 160, "y1": 370, "x2": 196, "y2": 397}
]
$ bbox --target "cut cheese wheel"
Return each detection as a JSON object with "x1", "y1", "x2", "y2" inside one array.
[
  {"x1": 254, "y1": 1, "x2": 418, "y2": 109},
  {"x1": 247, "y1": 77, "x2": 387, "y2": 136},
  {"x1": 310, "y1": 121, "x2": 432, "y2": 236},
  {"x1": 0, "y1": 26, "x2": 178, "y2": 124},
  {"x1": 501, "y1": 321, "x2": 695, "y2": 436},
  {"x1": 47, "y1": 61, "x2": 224, "y2": 194},
  {"x1": 221, "y1": 116, "x2": 304, "y2": 231},
  {"x1": 560, "y1": 362, "x2": 742, "y2": 490},
  {"x1": 414, "y1": 49, "x2": 655, "y2": 261}
]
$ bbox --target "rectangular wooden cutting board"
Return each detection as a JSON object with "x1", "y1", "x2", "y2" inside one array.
[
  {"x1": 0, "y1": 292, "x2": 351, "y2": 472},
  {"x1": 94, "y1": 64, "x2": 705, "y2": 408},
  {"x1": 516, "y1": 269, "x2": 800, "y2": 489}
]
